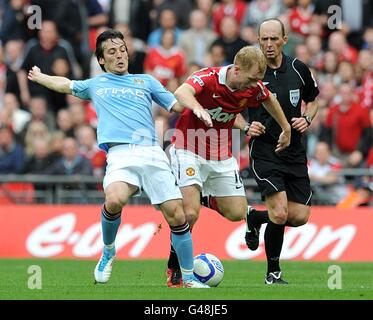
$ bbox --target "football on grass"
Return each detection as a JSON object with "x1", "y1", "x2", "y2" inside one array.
[{"x1": 193, "y1": 253, "x2": 224, "y2": 287}]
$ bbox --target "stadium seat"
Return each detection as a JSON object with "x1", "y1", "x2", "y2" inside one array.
[{"x1": 0, "y1": 183, "x2": 35, "y2": 204}]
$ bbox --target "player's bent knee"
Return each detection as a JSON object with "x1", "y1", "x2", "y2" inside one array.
[
  {"x1": 267, "y1": 200, "x2": 288, "y2": 222},
  {"x1": 288, "y1": 215, "x2": 309, "y2": 227},
  {"x1": 105, "y1": 193, "x2": 127, "y2": 213},
  {"x1": 269, "y1": 209, "x2": 288, "y2": 224},
  {"x1": 185, "y1": 210, "x2": 199, "y2": 227},
  {"x1": 161, "y1": 200, "x2": 186, "y2": 226},
  {"x1": 287, "y1": 206, "x2": 311, "y2": 226},
  {"x1": 105, "y1": 200, "x2": 124, "y2": 214}
]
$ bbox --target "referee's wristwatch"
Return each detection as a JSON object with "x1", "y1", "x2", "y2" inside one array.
[{"x1": 302, "y1": 115, "x2": 312, "y2": 126}]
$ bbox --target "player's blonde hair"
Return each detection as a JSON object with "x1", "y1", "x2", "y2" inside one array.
[{"x1": 234, "y1": 46, "x2": 267, "y2": 78}]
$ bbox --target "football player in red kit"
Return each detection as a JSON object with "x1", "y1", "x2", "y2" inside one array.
[{"x1": 166, "y1": 46, "x2": 292, "y2": 287}]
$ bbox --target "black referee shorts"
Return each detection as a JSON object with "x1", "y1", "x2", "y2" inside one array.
[
  {"x1": 250, "y1": 157, "x2": 312, "y2": 205},
  {"x1": 250, "y1": 138, "x2": 312, "y2": 206}
]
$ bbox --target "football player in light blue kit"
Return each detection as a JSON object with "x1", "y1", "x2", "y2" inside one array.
[{"x1": 28, "y1": 29, "x2": 212, "y2": 288}]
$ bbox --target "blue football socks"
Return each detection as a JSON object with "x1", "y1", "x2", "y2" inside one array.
[
  {"x1": 170, "y1": 222, "x2": 194, "y2": 280},
  {"x1": 101, "y1": 205, "x2": 121, "y2": 246}
]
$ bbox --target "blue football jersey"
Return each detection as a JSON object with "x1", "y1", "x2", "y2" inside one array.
[{"x1": 71, "y1": 73, "x2": 176, "y2": 151}]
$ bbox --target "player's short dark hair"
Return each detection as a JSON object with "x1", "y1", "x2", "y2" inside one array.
[
  {"x1": 258, "y1": 18, "x2": 286, "y2": 37},
  {"x1": 95, "y1": 29, "x2": 127, "y2": 71}
]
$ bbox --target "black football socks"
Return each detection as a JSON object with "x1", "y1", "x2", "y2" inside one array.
[
  {"x1": 168, "y1": 244, "x2": 180, "y2": 269},
  {"x1": 250, "y1": 208, "x2": 269, "y2": 227},
  {"x1": 264, "y1": 220, "x2": 285, "y2": 274}
]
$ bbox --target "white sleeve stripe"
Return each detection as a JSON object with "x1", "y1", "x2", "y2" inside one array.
[
  {"x1": 292, "y1": 58, "x2": 305, "y2": 86},
  {"x1": 257, "y1": 81, "x2": 265, "y2": 93},
  {"x1": 70, "y1": 80, "x2": 75, "y2": 90},
  {"x1": 167, "y1": 99, "x2": 178, "y2": 111}
]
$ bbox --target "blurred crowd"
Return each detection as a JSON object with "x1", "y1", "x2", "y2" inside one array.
[{"x1": 0, "y1": 0, "x2": 372, "y2": 206}]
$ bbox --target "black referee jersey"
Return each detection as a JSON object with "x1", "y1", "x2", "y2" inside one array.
[{"x1": 247, "y1": 54, "x2": 319, "y2": 163}]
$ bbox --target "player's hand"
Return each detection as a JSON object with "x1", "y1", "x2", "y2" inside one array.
[
  {"x1": 28, "y1": 66, "x2": 41, "y2": 82},
  {"x1": 276, "y1": 129, "x2": 291, "y2": 153},
  {"x1": 193, "y1": 108, "x2": 213, "y2": 127},
  {"x1": 291, "y1": 117, "x2": 308, "y2": 133},
  {"x1": 246, "y1": 121, "x2": 265, "y2": 137}
]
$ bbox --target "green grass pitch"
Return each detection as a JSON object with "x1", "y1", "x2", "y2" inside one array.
[{"x1": 1, "y1": 259, "x2": 372, "y2": 300}]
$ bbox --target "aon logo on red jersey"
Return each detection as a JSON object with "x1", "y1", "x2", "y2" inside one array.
[{"x1": 207, "y1": 107, "x2": 236, "y2": 123}]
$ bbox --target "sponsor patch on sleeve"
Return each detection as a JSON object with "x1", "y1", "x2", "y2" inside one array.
[
  {"x1": 191, "y1": 75, "x2": 205, "y2": 87},
  {"x1": 256, "y1": 81, "x2": 268, "y2": 100}
]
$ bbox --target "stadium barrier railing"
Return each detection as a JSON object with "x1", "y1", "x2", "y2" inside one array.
[{"x1": 0, "y1": 168, "x2": 371, "y2": 205}]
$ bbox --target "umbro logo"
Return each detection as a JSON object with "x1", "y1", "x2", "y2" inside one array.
[{"x1": 212, "y1": 94, "x2": 221, "y2": 98}]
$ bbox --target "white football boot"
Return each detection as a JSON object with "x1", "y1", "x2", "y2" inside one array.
[
  {"x1": 94, "y1": 247, "x2": 116, "y2": 284},
  {"x1": 183, "y1": 276, "x2": 210, "y2": 288}
]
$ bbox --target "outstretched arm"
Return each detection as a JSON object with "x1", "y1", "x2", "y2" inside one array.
[
  {"x1": 173, "y1": 83, "x2": 212, "y2": 127},
  {"x1": 262, "y1": 92, "x2": 291, "y2": 152},
  {"x1": 28, "y1": 66, "x2": 73, "y2": 94}
]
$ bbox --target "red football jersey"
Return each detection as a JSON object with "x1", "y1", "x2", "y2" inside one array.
[
  {"x1": 143, "y1": 47, "x2": 186, "y2": 87},
  {"x1": 212, "y1": 0, "x2": 247, "y2": 36},
  {"x1": 325, "y1": 102, "x2": 371, "y2": 153},
  {"x1": 289, "y1": 7, "x2": 312, "y2": 37},
  {"x1": 173, "y1": 66, "x2": 270, "y2": 160},
  {"x1": 359, "y1": 71, "x2": 373, "y2": 108}
]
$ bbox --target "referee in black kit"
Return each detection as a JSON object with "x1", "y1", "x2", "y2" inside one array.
[{"x1": 240, "y1": 18, "x2": 319, "y2": 284}]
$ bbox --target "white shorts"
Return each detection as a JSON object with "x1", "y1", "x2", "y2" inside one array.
[
  {"x1": 103, "y1": 144, "x2": 182, "y2": 205},
  {"x1": 169, "y1": 145, "x2": 245, "y2": 197}
]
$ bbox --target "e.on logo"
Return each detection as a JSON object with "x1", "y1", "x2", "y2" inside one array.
[
  {"x1": 25, "y1": 213, "x2": 157, "y2": 258},
  {"x1": 226, "y1": 223, "x2": 357, "y2": 260}
]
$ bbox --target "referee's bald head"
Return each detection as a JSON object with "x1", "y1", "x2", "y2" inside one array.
[{"x1": 258, "y1": 18, "x2": 286, "y2": 37}]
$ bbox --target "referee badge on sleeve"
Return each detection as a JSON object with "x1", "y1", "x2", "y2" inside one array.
[{"x1": 289, "y1": 89, "x2": 300, "y2": 107}]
